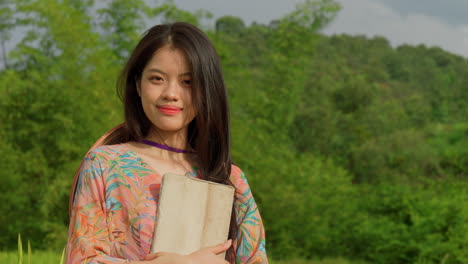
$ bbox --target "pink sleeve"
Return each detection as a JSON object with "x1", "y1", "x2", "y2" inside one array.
[
  {"x1": 66, "y1": 151, "x2": 127, "y2": 264},
  {"x1": 231, "y1": 166, "x2": 269, "y2": 264}
]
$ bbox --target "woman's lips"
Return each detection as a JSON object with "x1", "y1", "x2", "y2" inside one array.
[{"x1": 158, "y1": 105, "x2": 182, "y2": 115}]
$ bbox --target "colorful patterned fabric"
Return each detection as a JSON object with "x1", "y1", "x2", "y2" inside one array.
[{"x1": 66, "y1": 144, "x2": 268, "y2": 264}]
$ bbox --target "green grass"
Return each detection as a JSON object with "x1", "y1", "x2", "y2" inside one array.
[
  {"x1": 2, "y1": 234, "x2": 367, "y2": 264},
  {"x1": 271, "y1": 258, "x2": 369, "y2": 264},
  {"x1": 0, "y1": 251, "x2": 66, "y2": 264},
  {"x1": 0, "y1": 234, "x2": 65, "y2": 264},
  {"x1": 1, "y1": 250, "x2": 368, "y2": 264}
]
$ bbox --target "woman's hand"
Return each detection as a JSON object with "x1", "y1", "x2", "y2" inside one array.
[
  {"x1": 142, "y1": 252, "x2": 188, "y2": 264},
  {"x1": 144, "y1": 239, "x2": 232, "y2": 264},
  {"x1": 186, "y1": 239, "x2": 232, "y2": 264}
]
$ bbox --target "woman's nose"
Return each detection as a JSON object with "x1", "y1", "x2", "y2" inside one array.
[{"x1": 161, "y1": 81, "x2": 179, "y2": 101}]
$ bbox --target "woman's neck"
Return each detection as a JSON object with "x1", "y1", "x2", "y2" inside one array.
[{"x1": 145, "y1": 127, "x2": 190, "y2": 152}]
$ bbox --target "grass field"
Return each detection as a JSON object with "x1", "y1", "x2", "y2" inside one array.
[
  {"x1": 0, "y1": 251, "x2": 369, "y2": 264},
  {"x1": 0, "y1": 251, "x2": 64, "y2": 264},
  {"x1": 271, "y1": 258, "x2": 369, "y2": 264},
  {"x1": 1, "y1": 235, "x2": 370, "y2": 264}
]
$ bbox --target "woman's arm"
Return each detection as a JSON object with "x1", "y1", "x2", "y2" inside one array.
[
  {"x1": 231, "y1": 166, "x2": 269, "y2": 264},
  {"x1": 66, "y1": 151, "x2": 130, "y2": 264}
]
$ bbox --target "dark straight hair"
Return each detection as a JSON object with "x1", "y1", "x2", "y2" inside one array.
[
  {"x1": 118, "y1": 22, "x2": 232, "y2": 184},
  {"x1": 70, "y1": 22, "x2": 237, "y2": 262}
]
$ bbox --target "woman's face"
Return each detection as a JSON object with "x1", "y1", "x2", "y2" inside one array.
[{"x1": 139, "y1": 45, "x2": 196, "y2": 136}]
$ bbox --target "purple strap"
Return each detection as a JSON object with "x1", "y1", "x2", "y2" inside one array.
[{"x1": 141, "y1": 139, "x2": 195, "y2": 154}]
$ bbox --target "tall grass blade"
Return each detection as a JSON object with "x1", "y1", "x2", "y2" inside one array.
[
  {"x1": 27, "y1": 240, "x2": 31, "y2": 264},
  {"x1": 17, "y1": 233, "x2": 23, "y2": 264},
  {"x1": 60, "y1": 247, "x2": 66, "y2": 264}
]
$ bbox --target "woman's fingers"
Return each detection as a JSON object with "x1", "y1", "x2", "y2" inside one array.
[
  {"x1": 145, "y1": 240, "x2": 231, "y2": 263},
  {"x1": 144, "y1": 251, "x2": 172, "y2": 260},
  {"x1": 205, "y1": 239, "x2": 232, "y2": 255},
  {"x1": 185, "y1": 240, "x2": 232, "y2": 264}
]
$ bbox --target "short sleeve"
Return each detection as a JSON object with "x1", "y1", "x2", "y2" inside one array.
[
  {"x1": 230, "y1": 166, "x2": 269, "y2": 264},
  {"x1": 66, "y1": 150, "x2": 128, "y2": 264}
]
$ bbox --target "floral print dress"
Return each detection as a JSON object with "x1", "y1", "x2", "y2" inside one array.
[{"x1": 66, "y1": 144, "x2": 268, "y2": 264}]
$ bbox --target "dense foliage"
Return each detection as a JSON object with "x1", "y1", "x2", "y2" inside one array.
[{"x1": 0, "y1": 0, "x2": 467, "y2": 263}]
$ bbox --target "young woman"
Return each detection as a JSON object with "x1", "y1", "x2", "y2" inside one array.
[{"x1": 66, "y1": 22, "x2": 268, "y2": 264}]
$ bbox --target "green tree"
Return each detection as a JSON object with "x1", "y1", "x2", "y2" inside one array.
[
  {"x1": 1, "y1": 0, "x2": 121, "y2": 248},
  {"x1": 0, "y1": 0, "x2": 13, "y2": 68},
  {"x1": 98, "y1": 0, "x2": 150, "y2": 61},
  {"x1": 215, "y1": 15, "x2": 245, "y2": 35}
]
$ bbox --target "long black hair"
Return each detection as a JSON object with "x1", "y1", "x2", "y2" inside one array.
[{"x1": 118, "y1": 22, "x2": 232, "y2": 185}]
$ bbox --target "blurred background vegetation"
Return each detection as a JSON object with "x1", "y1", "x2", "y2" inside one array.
[{"x1": 0, "y1": 0, "x2": 467, "y2": 263}]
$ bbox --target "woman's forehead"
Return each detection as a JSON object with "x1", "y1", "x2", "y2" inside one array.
[{"x1": 144, "y1": 45, "x2": 191, "y2": 74}]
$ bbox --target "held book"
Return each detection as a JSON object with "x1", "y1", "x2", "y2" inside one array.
[{"x1": 150, "y1": 173, "x2": 235, "y2": 258}]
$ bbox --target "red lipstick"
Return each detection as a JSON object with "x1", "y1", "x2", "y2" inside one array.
[{"x1": 158, "y1": 105, "x2": 182, "y2": 115}]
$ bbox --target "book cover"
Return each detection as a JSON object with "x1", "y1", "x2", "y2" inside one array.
[{"x1": 151, "y1": 173, "x2": 235, "y2": 258}]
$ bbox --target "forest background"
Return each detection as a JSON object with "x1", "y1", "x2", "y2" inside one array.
[{"x1": 0, "y1": 0, "x2": 467, "y2": 263}]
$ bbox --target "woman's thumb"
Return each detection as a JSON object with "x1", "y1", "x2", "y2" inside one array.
[{"x1": 207, "y1": 239, "x2": 232, "y2": 254}]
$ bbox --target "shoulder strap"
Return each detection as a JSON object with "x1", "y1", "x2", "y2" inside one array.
[{"x1": 68, "y1": 123, "x2": 125, "y2": 217}]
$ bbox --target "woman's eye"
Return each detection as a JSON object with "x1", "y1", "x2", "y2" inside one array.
[
  {"x1": 149, "y1": 76, "x2": 163, "y2": 82},
  {"x1": 182, "y1": 79, "x2": 192, "y2": 86}
]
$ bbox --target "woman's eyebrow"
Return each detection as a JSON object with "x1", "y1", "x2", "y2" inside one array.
[
  {"x1": 146, "y1": 68, "x2": 191, "y2": 77},
  {"x1": 147, "y1": 68, "x2": 166, "y2": 75}
]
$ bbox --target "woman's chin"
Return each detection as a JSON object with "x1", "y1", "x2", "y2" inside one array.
[{"x1": 151, "y1": 124, "x2": 187, "y2": 134}]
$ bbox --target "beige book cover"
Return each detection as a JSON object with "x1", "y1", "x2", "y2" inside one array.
[{"x1": 150, "y1": 173, "x2": 235, "y2": 258}]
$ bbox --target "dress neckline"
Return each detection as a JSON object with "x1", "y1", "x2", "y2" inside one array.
[{"x1": 115, "y1": 143, "x2": 198, "y2": 178}]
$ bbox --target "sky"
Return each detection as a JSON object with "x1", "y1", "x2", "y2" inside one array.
[
  {"x1": 172, "y1": 0, "x2": 468, "y2": 58},
  {"x1": 3, "y1": 0, "x2": 467, "y2": 59}
]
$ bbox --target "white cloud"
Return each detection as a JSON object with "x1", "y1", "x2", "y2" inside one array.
[
  {"x1": 323, "y1": 0, "x2": 468, "y2": 57},
  {"x1": 463, "y1": 26, "x2": 468, "y2": 46},
  {"x1": 377, "y1": 0, "x2": 468, "y2": 26}
]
